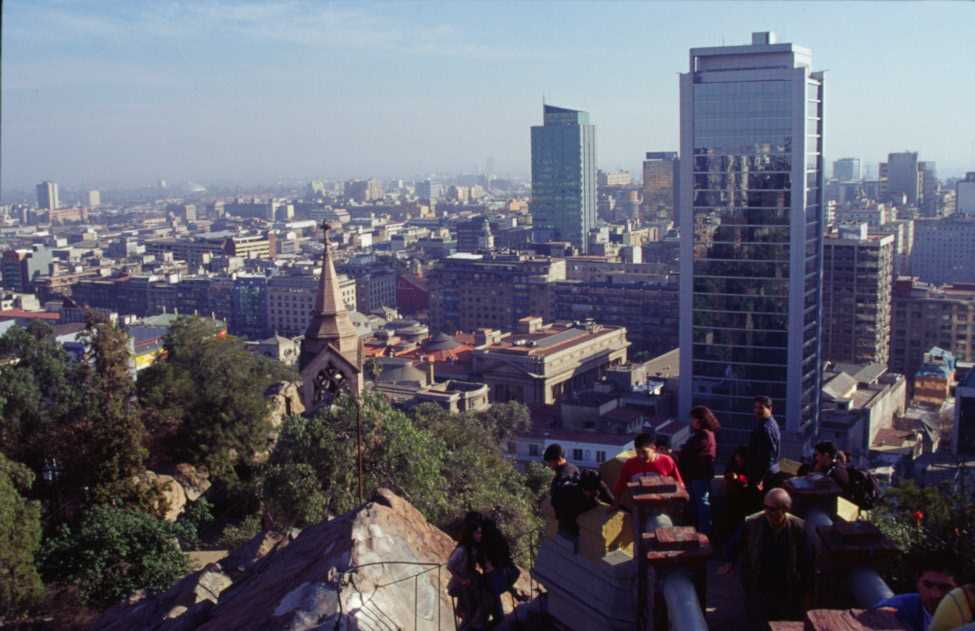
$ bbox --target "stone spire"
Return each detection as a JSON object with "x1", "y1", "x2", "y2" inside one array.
[{"x1": 299, "y1": 222, "x2": 359, "y2": 370}]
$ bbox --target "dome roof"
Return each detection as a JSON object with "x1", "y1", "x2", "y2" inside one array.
[{"x1": 424, "y1": 332, "x2": 460, "y2": 352}]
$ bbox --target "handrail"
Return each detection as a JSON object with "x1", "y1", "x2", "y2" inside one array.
[{"x1": 331, "y1": 560, "x2": 445, "y2": 631}]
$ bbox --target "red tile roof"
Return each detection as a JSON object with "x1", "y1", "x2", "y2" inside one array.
[{"x1": 0, "y1": 310, "x2": 60, "y2": 321}]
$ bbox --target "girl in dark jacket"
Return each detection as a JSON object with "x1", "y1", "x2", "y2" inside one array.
[{"x1": 678, "y1": 405, "x2": 720, "y2": 535}]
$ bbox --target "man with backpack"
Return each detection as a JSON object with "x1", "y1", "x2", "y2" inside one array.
[{"x1": 543, "y1": 443, "x2": 615, "y2": 538}]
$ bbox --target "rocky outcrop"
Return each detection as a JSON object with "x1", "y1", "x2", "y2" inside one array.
[
  {"x1": 132, "y1": 464, "x2": 211, "y2": 522},
  {"x1": 91, "y1": 489, "x2": 535, "y2": 631}
]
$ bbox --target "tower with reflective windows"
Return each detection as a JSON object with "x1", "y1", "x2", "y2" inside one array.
[
  {"x1": 678, "y1": 32, "x2": 825, "y2": 455},
  {"x1": 530, "y1": 105, "x2": 597, "y2": 254}
]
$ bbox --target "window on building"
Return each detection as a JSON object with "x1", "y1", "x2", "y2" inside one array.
[
  {"x1": 572, "y1": 449, "x2": 583, "y2": 461},
  {"x1": 529, "y1": 444, "x2": 540, "y2": 457},
  {"x1": 596, "y1": 451, "x2": 606, "y2": 463}
]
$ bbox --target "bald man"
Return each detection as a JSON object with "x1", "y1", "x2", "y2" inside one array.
[{"x1": 724, "y1": 488, "x2": 812, "y2": 629}]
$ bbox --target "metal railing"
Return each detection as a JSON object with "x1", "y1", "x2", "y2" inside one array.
[{"x1": 332, "y1": 560, "x2": 444, "y2": 631}]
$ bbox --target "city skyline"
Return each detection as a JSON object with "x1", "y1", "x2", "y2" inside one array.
[{"x1": 2, "y1": 1, "x2": 974, "y2": 192}]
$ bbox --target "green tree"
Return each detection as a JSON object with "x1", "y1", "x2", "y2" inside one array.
[
  {"x1": 0, "y1": 453, "x2": 44, "y2": 618},
  {"x1": 269, "y1": 392, "x2": 448, "y2": 520},
  {"x1": 77, "y1": 316, "x2": 147, "y2": 505},
  {"x1": 137, "y1": 316, "x2": 294, "y2": 477},
  {"x1": 0, "y1": 322, "x2": 84, "y2": 462},
  {"x1": 468, "y1": 401, "x2": 531, "y2": 443},
  {"x1": 262, "y1": 462, "x2": 328, "y2": 529},
  {"x1": 40, "y1": 505, "x2": 188, "y2": 609}
]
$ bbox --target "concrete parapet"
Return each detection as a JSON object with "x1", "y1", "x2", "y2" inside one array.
[
  {"x1": 533, "y1": 534, "x2": 637, "y2": 631},
  {"x1": 578, "y1": 504, "x2": 634, "y2": 561}
]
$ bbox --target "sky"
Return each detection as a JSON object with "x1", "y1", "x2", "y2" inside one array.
[{"x1": 2, "y1": 1, "x2": 974, "y2": 192}]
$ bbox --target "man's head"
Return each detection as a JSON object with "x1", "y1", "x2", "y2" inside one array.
[
  {"x1": 634, "y1": 432, "x2": 656, "y2": 461},
  {"x1": 543, "y1": 443, "x2": 565, "y2": 470},
  {"x1": 754, "y1": 396, "x2": 774, "y2": 420},
  {"x1": 814, "y1": 441, "x2": 837, "y2": 470},
  {"x1": 915, "y1": 559, "x2": 959, "y2": 614},
  {"x1": 762, "y1": 488, "x2": 792, "y2": 529}
]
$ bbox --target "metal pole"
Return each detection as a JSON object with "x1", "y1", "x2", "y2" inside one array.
[
  {"x1": 415, "y1": 574, "x2": 419, "y2": 631},
  {"x1": 660, "y1": 568, "x2": 709, "y2": 631},
  {"x1": 638, "y1": 511, "x2": 673, "y2": 631},
  {"x1": 437, "y1": 565, "x2": 442, "y2": 631},
  {"x1": 849, "y1": 566, "x2": 895, "y2": 609},
  {"x1": 356, "y1": 397, "x2": 364, "y2": 503}
]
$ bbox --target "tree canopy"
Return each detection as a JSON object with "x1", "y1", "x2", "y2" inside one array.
[{"x1": 0, "y1": 453, "x2": 44, "y2": 618}]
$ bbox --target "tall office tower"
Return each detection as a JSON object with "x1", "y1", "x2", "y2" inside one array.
[
  {"x1": 530, "y1": 104, "x2": 597, "y2": 254},
  {"x1": 456, "y1": 215, "x2": 495, "y2": 253},
  {"x1": 87, "y1": 190, "x2": 101, "y2": 208},
  {"x1": 958, "y1": 172, "x2": 975, "y2": 215},
  {"x1": 833, "y1": 158, "x2": 861, "y2": 181},
  {"x1": 919, "y1": 161, "x2": 940, "y2": 216},
  {"x1": 642, "y1": 152, "x2": 679, "y2": 218},
  {"x1": 881, "y1": 152, "x2": 922, "y2": 206},
  {"x1": 679, "y1": 32, "x2": 825, "y2": 454},
  {"x1": 822, "y1": 224, "x2": 894, "y2": 366},
  {"x1": 36, "y1": 181, "x2": 60, "y2": 210}
]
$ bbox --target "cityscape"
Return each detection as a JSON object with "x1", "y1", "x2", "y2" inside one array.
[{"x1": 2, "y1": 3, "x2": 975, "y2": 631}]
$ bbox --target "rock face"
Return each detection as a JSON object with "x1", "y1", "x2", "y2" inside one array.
[
  {"x1": 132, "y1": 464, "x2": 211, "y2": 522},
  {"x1": 92, "y1": 488, "x2": 526, "y2": 631}
]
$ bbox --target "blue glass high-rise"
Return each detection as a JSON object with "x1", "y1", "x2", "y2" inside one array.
[
  {"x1": 530, "y1": 105, "x2": 597, "y2": 254},
  {"x1": 678, "y1": 32, "x2": 825, "y2": 456}
]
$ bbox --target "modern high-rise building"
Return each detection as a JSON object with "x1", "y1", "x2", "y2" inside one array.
[
  {"x1": 958, "y1": 172, "x2": 975, "y2": 215},
  {"x1": 920, "y1": 161, "x2": 939, "y2": 216},
  {"x1": 881, "y1": 152, "x2": 922, "y2": 206},
  {"x1": 36, "y1": 181, "x2": 60, "y2": 210},
  {"x1": 642, "y1": 152, "x2": 679, "y2": 218},
  {"x1": 87, "y1": 190, "x2": 101, "y2": 208},
  {"x1": 822, "y1": 224, "x2": 894, "y2": 366},
  {"x1": 679, "y1": 32, "x2": 825, "y2": 454},
  {"x1": 530, "y1": 104, "x2": 597, "y2": 253},
  {"x1": 456, "y1": 216, "x2": 495, "y2": 253},
  {"x1": 833, "y1": 158, "x2": 861, "y2": 182}
]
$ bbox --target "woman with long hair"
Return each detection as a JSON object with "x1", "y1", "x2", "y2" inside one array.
[
  {"x1": 678, "y1": 405, "x2": 720, "y2": 535},
  {"x1": 447, "y1": 513, "x2": 488, "y2": 631}
]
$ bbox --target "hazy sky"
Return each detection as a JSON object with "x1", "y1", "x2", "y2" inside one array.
[{"x1": 2, "y1": 1, "x2": 974, "y2": 191}]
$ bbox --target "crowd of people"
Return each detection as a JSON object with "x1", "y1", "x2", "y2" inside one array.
[{"x1": 528, "y1": 394, "x2": 974, "y2": 631}]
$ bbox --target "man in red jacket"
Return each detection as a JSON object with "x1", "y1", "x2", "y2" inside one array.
[{"x1": 612, "y1": 431, "x2": 685, "y2": 502}]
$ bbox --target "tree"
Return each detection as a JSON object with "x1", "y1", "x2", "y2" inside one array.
[
  {"x1": 262, "y1": 463, "x2": 328, "y2": 529},
  {"x1": 39, "y1": 505, "x2": 188, "y2": 609},
  {"x1": 77, "y1": 316, "x2": 147, "y2": 505},
  {"x1": 0, "y1": 453, "x2": 44, "y2": 618},
  {"x1": 137, "y1": 316, "x2": 294, "y2": 477},
  {"x1": 0, "y1": 322, "x2": 84, "y2": 463},
  {"x1": 269, "y1": 392, "x2": 448, "y2": 520},
  {"x1": 467, "y1": 401, "x2": 531, "y2": 443}
]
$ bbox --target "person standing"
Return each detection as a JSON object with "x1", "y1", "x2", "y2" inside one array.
[
  {"x1": 448, "y1": 514, "x2": 489, "y2": 631},
  {"x1": 745, "y1": 396, "x2": 781, "y2": 506},
  {"x1": 721, "y1": 488, "x2": 811, "y2": 629},
  {"x1": 479, "y1": 518, "x2": 520, "y2": 628},
  {"x1": 678, "y1": 405, "x2": 719, "y2": 535},
  {"x1": 612, "y1": 432, "x2": 685, "y2": 502}
]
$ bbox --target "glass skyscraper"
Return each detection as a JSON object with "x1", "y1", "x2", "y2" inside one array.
[
  {"x1": 530, "y1": 104, "x2": 597, "y2": 254},
  {"x1": 678, "y1": 32, "x2": 825, "y2": 455}
]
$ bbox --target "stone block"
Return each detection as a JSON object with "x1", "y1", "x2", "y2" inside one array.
[
  {"x1": 534, "y1": 534, "x2": 637, "y2": 631},
  {"x1": 577, "y1": 504, "x2": 633, "y2": 562}
]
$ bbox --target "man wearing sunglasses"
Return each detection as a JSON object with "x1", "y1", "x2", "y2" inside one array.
[
  {"x1": 875, "y1": 559, "x2": 960, "y2": 631},
  {"x1": 721, "y1": 487, "x2": 811, "y2": 629}
]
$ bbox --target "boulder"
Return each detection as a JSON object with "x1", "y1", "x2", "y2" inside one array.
[
  {"x1": 90, "y1": 488, "x2": 537, "y2": 631},
  {"x1": 172, "y1": 464, "x2": 211, "y2": 503},
  {"x1": 132, "y1": 471, "x2": 188, "y2": 522},
  {"x1": 92, "y1": 564, "x2": 231, "y2": 631}
]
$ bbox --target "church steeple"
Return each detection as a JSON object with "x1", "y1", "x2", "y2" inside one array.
[{"x1": 299, "y1": 222, "x2": 360, "y2": 372}]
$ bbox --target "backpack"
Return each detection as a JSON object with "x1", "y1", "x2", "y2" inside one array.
[{"x1": 844, "y1": 466, "x2": 882, "y2": 510}]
